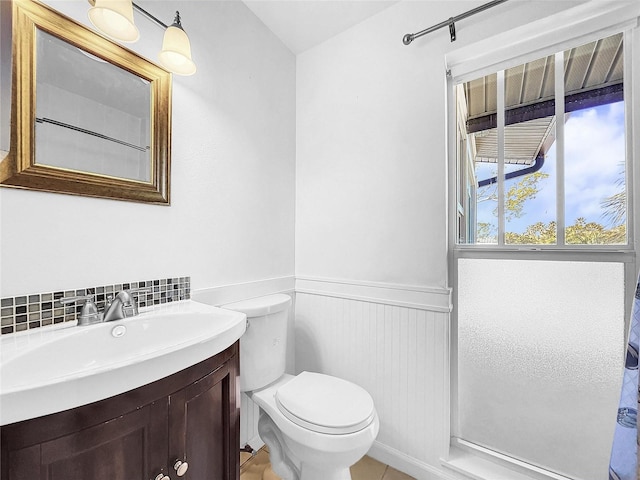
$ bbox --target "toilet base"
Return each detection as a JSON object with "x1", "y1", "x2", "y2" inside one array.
[
  {"x1": 258, "y1": 411, "x2": 356, "y2": 480},
  {"x1": 299, "y1": 464, "x2": 352, "y2": 480},
  {"x1": 258, "y1": 411, "x2": 300, "y2": 479}
]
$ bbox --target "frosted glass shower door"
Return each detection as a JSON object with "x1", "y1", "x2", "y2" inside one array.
[{"x1": 457, "y1": 259, "x2": 625, "y2": 480}]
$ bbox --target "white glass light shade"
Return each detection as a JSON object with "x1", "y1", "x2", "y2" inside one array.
[
  {"x1": 159, "y1": 25, "x2": 196, "y2": 76},
  {"x1": 88, "y1": 0, "x2": 139, "y2": 43}
]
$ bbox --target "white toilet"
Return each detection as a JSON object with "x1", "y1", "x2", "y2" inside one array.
[{"x1": 223, "y1": 294, "x2": 379, "y2": 480}]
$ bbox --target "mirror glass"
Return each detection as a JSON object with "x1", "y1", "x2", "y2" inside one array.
[
  {"x1": 1, "y1": 0, "x2": 171, "y2": 204},
  {"x1": 35, "y1": 29, "x2": 151, "y2": 183}
]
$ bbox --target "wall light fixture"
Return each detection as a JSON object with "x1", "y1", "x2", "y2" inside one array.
[
  {"x1": 158, "y1": 12, "x2": 196, "y2": 76},
  {"x1": 87, "y1": 0, "x2": 196, "y2": 76},
  {"x1": 88, "y1": 0, "x2": 139, "y2": 43}
]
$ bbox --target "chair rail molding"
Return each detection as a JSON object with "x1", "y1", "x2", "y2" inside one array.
[{"x1": 295, "y1": 276, "x2": 452, "y2": 313}]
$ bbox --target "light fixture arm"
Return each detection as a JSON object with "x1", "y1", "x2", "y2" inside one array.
[
  {"x1": 131, "y1": 2, "x2": 168, "y2": 29},
  {"x1": 128, "y1": 5, "x2": 185, "y2": 33}
]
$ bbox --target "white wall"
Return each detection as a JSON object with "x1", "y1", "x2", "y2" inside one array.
[
  {"x1": 0, "y1": 0, "x2": 296, "y2": 297},
  {"x1": 295, "y1": 0, "x2": 585, "y2": 288},
  {"x1": 294, "y1": 1, "x2": 588, "y2": 478}
]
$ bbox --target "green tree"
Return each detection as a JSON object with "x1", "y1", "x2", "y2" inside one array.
[
  {"x1": 600, "y1": 162, "x2": 626, "y2": 227},
  {"x1": 566, "y1": 217, "x2": 626, "y2": 244},
  {"x1": 477, "y1": 222, "x2": 497, "y2": 243},
  {"x1": 477, "y1": 172, "x2": 550, "y2": 221},
  {"x1": 505, "y1": 221, "x2": 556, "y2": 244},
  {"x1": 505, "y1": 218, "x2": 626, "y2": 245},
  {"x1": 601, "y1": 191, "x2": 625, "y2": 226},
  {"x1": 476, "y1": 169, "x2": 627, "y2": 245}
]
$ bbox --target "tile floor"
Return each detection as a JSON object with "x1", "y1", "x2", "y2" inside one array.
[{"x1": 240, "y1": 447, "x2": 415, "y2": 480}]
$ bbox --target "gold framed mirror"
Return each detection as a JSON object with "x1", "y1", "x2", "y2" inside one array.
[{"x1": 0, "y1": 0, "x2": 171, "y2": 204}]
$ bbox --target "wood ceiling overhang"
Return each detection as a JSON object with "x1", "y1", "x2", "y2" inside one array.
[{"x1": 463, "y1": 33, "x2": 623, "y2": 165}]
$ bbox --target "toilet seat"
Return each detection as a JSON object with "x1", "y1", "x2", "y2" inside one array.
[{"x1": 275, "y1": 371, "x2": 376, "y2": 435}]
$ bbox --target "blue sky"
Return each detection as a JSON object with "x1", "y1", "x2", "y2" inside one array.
[{"x1": 475, "y1": 101, "x2": 625, "y2": 235}]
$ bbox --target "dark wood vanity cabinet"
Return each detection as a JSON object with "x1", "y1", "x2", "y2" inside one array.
[
  {"x1": 1, "y1": 342, "x2": 240, "y2": 480},
  {"x1": 169, "y1": 360, "x2": 238, "y2": 480},
  {"x1": 4, "y1": 400, "x2": 169, "y2": 480}
]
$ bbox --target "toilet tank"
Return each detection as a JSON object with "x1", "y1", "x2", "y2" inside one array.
[{"x1": 222, "y1": 294, "x2": 292, "y2": 392}]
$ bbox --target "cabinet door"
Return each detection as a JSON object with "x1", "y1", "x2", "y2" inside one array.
[
  {"x1": 5, "y1": 400, "x2": 168, "y2": 480},
  {"x1": 169, "y1": 359, "x2": 239, "y2": 480}
]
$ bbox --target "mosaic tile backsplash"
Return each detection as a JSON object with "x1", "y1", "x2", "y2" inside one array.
[{"x1": 0, "y1": 277, "x2": 190, "y2": 335}]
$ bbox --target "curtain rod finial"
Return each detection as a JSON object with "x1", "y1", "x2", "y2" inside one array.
[{"x1": 403, "y1": 33, "x2": 414, "y2": 45}]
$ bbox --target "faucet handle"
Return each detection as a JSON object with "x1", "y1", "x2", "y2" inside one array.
[
  {"x1": 59, "y1": 294, "x2": 102, "y2": 326},
  {"x1": 128, "y1": 287, "x2": 152, "y2": 297},
  {"x1": 59, "y1": 294, "x2": 94, "y2": 305}
]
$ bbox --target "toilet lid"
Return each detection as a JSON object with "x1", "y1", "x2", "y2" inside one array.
[{"x1": 275, "y1": 371, "x2": 375, "y2": 435}]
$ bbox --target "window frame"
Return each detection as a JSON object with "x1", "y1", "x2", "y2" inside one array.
[
  {"x1": 453, "y1": 39, "x2": 633, "y2": 252},
  {"x1": 445, "y1": 3, "x2": 640, "y2": 478}
]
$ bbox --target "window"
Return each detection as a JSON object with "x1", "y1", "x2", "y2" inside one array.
[
  {"x1": 447, "y1": 9, "x2": 638, "y2": 480},
  {"x1": 456, "y1": 258, "x2": 625, "y2": 479},
  {"x1": 456, "y1": 33, "x2": 627, "y2": 247}
]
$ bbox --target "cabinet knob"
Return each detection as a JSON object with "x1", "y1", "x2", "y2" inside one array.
[
  {"x1": 174, "y1": 460, "x2": 189, "y2": 477},
  {"x1": 154, "y1": 474, "x2": 170, "y2": 480}
]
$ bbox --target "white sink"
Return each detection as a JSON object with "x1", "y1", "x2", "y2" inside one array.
[{"x1": 0, "y1": 300, "x2": 246, "y2": 425}]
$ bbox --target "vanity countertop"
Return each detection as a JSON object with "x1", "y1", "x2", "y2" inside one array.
[{"x1": 0, "y1": 300, "x2": 246, "y2": 425}]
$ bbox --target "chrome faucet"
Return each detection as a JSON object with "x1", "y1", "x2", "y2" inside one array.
[
  {"x1": 59, "y1": 288, "x2": 151, "y2": 326},
  {"x1": 103, "y1": 289, "x2": 145, "y2": 322}
]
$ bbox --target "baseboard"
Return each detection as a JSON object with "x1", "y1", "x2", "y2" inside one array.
[
  {"x1": 368, "y1": 441, "x2": 456, "y2": 480},
  {"x1": 242, "y1": 437, "x2": 451, "y2": 479},
  {"x1": 244, "y1": 434, "x2": 265, "y2": 452},
  {"x1": 192, "y1": 276, "x2": 295, "y2": 307}
]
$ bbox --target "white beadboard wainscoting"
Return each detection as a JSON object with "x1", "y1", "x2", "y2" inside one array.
[
  {"x1": 195, "y1": 276, "x2": 453, "y2": 478},
  {"x1": 295, "y1": 277, "x2": 452, "y2": 480},
  {"x1": 240, "y1": 390, "x2": 262, "y2": 451}
]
